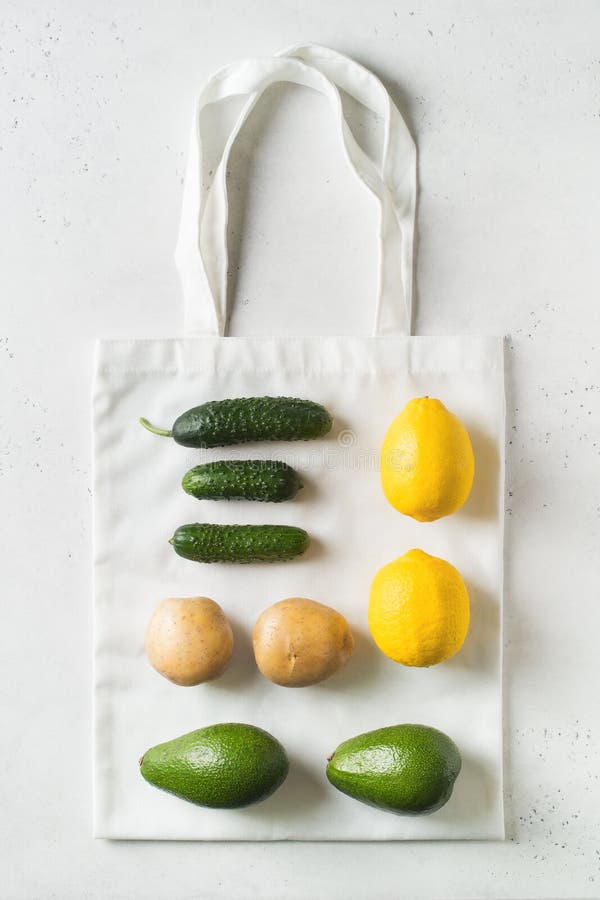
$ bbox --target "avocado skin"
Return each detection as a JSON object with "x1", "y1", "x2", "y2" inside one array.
[
  {"x1": 326, "y1": 724, "x2": 462, "y2": 816},
  {"x1": 170, "y1": 523, "x2": 310, "y2": 563},
  {"x1": 182, "y1": 460, "x2": 303, "y2": 502},
  {"x1": 140, "y1": 723, "x2": 289, "y2": 809},
  {"x1": 172, "y1": 397, "x2": 333, "y2": 448}
]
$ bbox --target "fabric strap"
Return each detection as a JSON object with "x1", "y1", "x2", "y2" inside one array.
[{"x1": 175, "y1": 44, "x2": 417, "y2": 337}]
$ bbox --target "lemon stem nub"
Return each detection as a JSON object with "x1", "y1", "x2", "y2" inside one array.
[{"x1": 139, "y1": 417, "x2": 172, "y2": 437}]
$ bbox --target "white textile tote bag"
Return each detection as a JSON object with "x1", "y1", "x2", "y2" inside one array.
[{"x1": 93, "y1": 45, "x2": 505, "y2": 841}]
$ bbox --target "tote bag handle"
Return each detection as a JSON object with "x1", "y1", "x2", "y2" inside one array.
[{"x1": 175, "y1": 44, "x2": 416, "y2": 338}]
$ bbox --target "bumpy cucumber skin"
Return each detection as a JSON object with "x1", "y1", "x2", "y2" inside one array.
[
  {"x1": 170, "y1": 523, "x2": 310, "y2": 563},
  {"x1": 182, "y1": 460, "x2": 303, "y2": 502},
  {"x1": 172, "y1": 397, "x2": 333, "y2": 448}
]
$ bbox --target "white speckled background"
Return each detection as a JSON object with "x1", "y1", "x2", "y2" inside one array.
[{"x1": 1, "y1": 1, "x2": 599, "y2": 897}]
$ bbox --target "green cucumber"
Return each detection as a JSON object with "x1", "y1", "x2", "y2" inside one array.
[
  {"x1": 170, "y1": 523, "x2": 310, "y2": 563},
  {"x1": 140, "y1": 396, "x2": 333, "y2": 448},
  {"x1": 182, "y1": 460, "x2": 303, "y2": 502}
]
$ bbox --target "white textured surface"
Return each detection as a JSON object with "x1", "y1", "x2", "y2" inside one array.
[
  {"x1": 1, "y1": 0, "x2": 599, "y2": 897},
  {"x1": 93, "y1": 336, "x2": 504, "y2": 840}
]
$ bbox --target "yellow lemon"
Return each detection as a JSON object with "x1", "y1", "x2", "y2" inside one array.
[
  {"x1": 368, "y1": 549, "x2": 470, "y2": 666},
  {"x1": 380, "y1": 397, "x2": 474, "y2": 522}
]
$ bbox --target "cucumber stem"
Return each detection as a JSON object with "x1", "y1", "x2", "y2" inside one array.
[{"x1": 139, "y1": 417, "x2": 172, "y2": 437}]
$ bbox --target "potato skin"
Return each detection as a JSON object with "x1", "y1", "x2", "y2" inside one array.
[
  {"x1": 252, "y1": 597, "x2": 354, "y2": 687},
  {"x1": 146, "y1": 597, "x2": 233, "y2": 686}
]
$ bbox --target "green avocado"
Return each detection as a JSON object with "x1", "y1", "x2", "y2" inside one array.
[
  {"x1": 140, "y1": 723, "x2": 289, "y2": 809},
  {"x1": 326, "y1": 724, "x2": 461, "y2": 815}
]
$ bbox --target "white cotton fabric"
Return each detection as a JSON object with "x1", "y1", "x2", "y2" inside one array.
[{"x1": 93, "y1": 46, "x2": 505, "y2": 841}]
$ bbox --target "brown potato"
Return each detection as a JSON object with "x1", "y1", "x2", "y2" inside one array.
[
  {"x1": 145, "y1": 597, "x2": 233, "y2": 686},
  {"x1": 253, "y1": 597, "x2": 354, "y2": 687}
]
